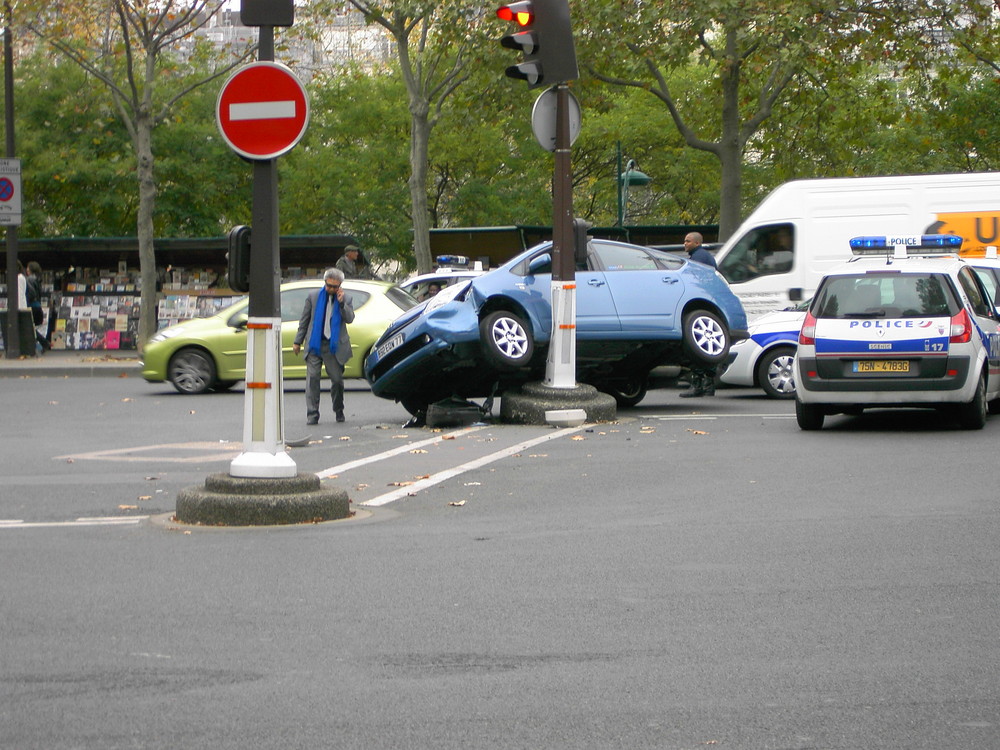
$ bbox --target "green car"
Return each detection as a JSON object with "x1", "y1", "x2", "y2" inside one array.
[{"x1": 142, "y1": 279, "x2": 417, "y2": 394}]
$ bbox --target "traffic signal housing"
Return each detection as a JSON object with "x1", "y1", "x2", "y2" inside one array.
[
  {"x1": 497, "y1": 0, "x2": 578, "y2": 89},
  {"x1": 228, "y1": 225, "x2": 252, "y2": 293}
]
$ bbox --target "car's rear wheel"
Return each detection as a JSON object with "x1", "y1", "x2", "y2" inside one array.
[
  {"x1": 756, "y1": 346, "x2": 797, "y2": 399},
  {"x1": 480, "y1": 310, "x2": 534, "y2": 371},
  {"x1": 956, "y1": 371, "x2": 987, "y2": 430},
  {"x1": 795, "y1": 399, "x2": 825, "y2": 430},
  {"x1": 599, "y1": 376, "x2": 648, "y2": 408},
  {"x1": 168, "y1": 348, "x2": 216, "y2": 395},
  {"x1": 682, "y1": 309, "x2": 730, "y2": 366},
  {"x1": 213, "y1": 380, "x2": 239, "y2": 392}
]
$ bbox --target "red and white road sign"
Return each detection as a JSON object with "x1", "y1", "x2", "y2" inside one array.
[{"x1": 216, "y1": 61, "x2": 309, "y2": 160}]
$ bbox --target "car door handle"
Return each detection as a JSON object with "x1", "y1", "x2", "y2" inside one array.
[
  {"x1": 587, "y1": 279, "x2": 606, "y2": 287},
  {"x1": 662, "y1": 276, "x2": 679, "y2": 284}
]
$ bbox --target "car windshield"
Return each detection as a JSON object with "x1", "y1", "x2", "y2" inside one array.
[{"x1": 813, "y1": 273, "x2": 955, "y2": 319}]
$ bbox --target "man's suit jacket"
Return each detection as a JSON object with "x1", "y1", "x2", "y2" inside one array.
[{"x1": 293, "y1": 288, "x2": 356, "y2": 366}]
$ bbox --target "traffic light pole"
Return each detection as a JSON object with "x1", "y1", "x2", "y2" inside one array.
[
  {"x1": 229, "y1": 24, "x2": 294, "y2": 478},
  {"x1": 544, "y1": 84, "x2": 576, "y2": 389}
]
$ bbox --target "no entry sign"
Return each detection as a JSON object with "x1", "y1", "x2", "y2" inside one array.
[{"x1": 216, "y1": 62, "x2": 309, "y2": 160}]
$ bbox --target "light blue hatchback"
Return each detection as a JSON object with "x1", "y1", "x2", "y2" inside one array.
[{"x1": 365, "y1": 238, "x2": 748, "y2": 417}]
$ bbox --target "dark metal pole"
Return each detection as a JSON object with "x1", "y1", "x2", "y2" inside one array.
[
  {"x1": 3, "y1": 2, "x2": 18, "y2": 358},
  {"x1": 248, "y1": 25, "x2": 279, "y2": 320},
  {"x1": 552, "y1": 84, "x2": 573, "y2": 282}
]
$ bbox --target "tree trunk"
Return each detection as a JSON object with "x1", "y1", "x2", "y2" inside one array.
[
  {"x1": 717, "y1": 31, "x2": 744, "y2": 242},
  {"x1": 135, "y1": 108, "x2": 157, "y2": 352},
  {"x1": 409, "y1": 100, "x2": 433, "y2": 274}
]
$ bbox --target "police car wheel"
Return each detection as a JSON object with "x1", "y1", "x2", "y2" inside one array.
[
  {"x1": 756, "y1": 346, "x2": 796, "y2": 399},
  {"x1": 682, "y1": 309, "x2": 731, "y2": 366},
  {"x1": 480, "y1": 310, "x2": 534, "y2": 371},
  {"x1": 956, "y1": 372, "x2": 987, "y2": 430},
  {"x1": 795, "y1": 399, "x2": 825, "y2": 430}
]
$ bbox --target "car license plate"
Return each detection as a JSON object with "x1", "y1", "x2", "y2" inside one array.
[
  {"x1": 376, "y1": 333, "x2": 404, "y2": 359},
  {"x1": 853, "y1": 360, "x2": 910, "y2": 373}
]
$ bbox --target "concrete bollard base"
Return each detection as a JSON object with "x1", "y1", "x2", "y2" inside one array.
[
  {"x1": 175, "y1": 472, "x2": 350, "y2": 526},
  {"x1": 500, "y1": 381, "x2": 616, "y2": 425}
]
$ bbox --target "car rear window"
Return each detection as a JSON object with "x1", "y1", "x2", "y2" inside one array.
[
  {"x1": 386, "y1": 286, "x2": 419, "y2": 311},
  {"x1": 813, "y1": 273, "x2": 955, "y2": 319}
]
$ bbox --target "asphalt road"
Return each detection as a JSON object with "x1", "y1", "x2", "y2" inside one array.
[{"x1": 1, "y1": 375, "x2": 998, "y2": 749}]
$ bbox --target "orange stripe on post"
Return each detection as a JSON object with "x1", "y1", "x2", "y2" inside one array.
[
  {"x1": 558, "y1": 324, "x2": 576, "y2": 330},
  {"x1": 246, "y1": 323, "x2": 272, "y2": 330},
  {"x1": 246, "y1": 382, "x2": 272, "y2": 389},
  {"x1": 562, "y1": 283, "x2": 576, "y2": 290}
]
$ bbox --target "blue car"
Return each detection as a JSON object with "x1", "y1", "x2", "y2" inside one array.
[{"x1": 365, "y1": 238, "x2": 748, "y2": 416}]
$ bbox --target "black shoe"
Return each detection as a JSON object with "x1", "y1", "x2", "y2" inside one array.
[
  {"x1": 336, "y1": 411, "x2": 346, "y2": 423},
  {"x1": 678, "y1": 386, "x2": 705, "y2": 398},
  {"x1": 307, "y1": 417, "x2": 318, "y2": 425}
]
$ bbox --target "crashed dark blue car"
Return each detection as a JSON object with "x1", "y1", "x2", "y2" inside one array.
[{"x1": 365, "y1": 238, "x2": 748, "y2": 417}]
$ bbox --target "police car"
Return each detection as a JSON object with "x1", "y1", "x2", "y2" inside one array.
[
  {"x1": 399, "y1": 255, "x2": 487, "y2": 302},
  {"x1": 719, "y1": 298, "x2": 808, "y2": 398},
  {"x1": 794, "y1": 234, "x2": 1000, "y2": 430}
]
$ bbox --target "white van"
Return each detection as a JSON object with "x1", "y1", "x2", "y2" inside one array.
[{"x1": 713, "y1": 172, "x2": 1000, "y2": 319}]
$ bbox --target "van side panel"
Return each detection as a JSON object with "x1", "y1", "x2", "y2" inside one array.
[{"x1": 715, "y1": 173, "x2": 1000, "y2": 319}]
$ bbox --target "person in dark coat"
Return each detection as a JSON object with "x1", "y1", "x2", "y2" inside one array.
[
  {"x1": 292, "y1": 268, "x2": 355, "y2": 425},
  {"x1": 680, "y1": 232, "x2": 718, "y2": 398}
]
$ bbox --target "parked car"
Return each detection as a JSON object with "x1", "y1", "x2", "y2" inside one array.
[
  {"x1": 719, "y1": 298, "x2": 809, "y2": 398},
  {"x1": 794, "y1": 234, "x2": 1000, "y2": 430},
  {"x1": 365, "y1": 238, "x2": 748, "y2": 417},
  {"x1": 142, "y1": 279, "x2": 418, "y2": 394}
]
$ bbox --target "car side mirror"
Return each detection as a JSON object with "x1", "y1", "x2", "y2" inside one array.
[{"x1": 231, "y1": 312, "x2": 249, "y2": 329}]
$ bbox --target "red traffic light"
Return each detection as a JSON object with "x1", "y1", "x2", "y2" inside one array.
[{"x1": 497, "y1": 1, "x2": 533, "y2": 26}]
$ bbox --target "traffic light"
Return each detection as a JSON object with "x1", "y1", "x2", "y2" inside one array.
[
  {"x1": 228, "y1": 225, "x2": 251, "y2": 293},
  {"x1": 496, "y1": 0, "x2": 578, "y2": 89}
]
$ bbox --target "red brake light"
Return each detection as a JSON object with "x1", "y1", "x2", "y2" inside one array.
[
  {"x1": 950, "y1": 308, "x2": 972, "y2": 343},
  {"x1": 799, "y1": 310, "x2": 817, "y2": 345}
]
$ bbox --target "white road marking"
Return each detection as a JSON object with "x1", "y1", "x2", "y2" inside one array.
[
  {"x1": 229, "y1": 100, "x2": 295, "y2": 120},
  {"x1": 315, "y1": 425, "x2": 487, "y2": 479},
  {"x1": 644, "y1": 413, "x2": 795, "y2": 420},
  {"x1": 360, "y1": 425, "x2": 587, "y2": 507},
  {"x1": 0, "y1": 516, "x2": 148, "y2": 530}
]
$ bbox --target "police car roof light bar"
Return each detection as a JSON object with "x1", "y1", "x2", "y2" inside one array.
[{"x1": 849, "y1": 234, "x2": 963, "y2": 256}]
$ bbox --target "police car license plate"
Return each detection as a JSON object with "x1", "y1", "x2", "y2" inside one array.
[
  {"x1": 376, "y1": 333, "x2": 404, "y2": 359},
  {"x1": 854, "y1": 360, "x2": 910, "y2": 373}
]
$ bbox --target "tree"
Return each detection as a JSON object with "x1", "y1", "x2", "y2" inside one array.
[
  {"x1": 24, "y1": 0, "x2": 253, "y2": 348},
  {"x1": 581, "y1": 0, "x2": 910, "y2": 240},
  {"x1": 306, "y1": 0, "x2": 479, "y2": 274}
]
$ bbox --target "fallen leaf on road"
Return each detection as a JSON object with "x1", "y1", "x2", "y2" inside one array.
[
  {"x1": 137, "y1": 495, "x2": 152, "y2": 501},
  {"x1": 442, "y1": 435, "x2": 456, "y2": 440},
  {"x1": 528, "y1": 453, "x2": 548, "y2": 458},
  {"x1": 119, "y1": 505, "x2": 138, "y2": 510},
  {"x1": 570, "y1": 435, "x2": 586, "y2": 441},
  {"x1": 48, "y1": 401, "x2": 59, "y2": 405},
  {"x1": 687, "y1": 429, "x2": 708, "y2": 435},
  {"x1": 464, "y1": 482, "x2": 481, "y2": 486},
  {"x1": 145, "y1": 476, "x2": 159, "y2": 481},
  {"x1": 121, "y1": 398, "x2": 133, "y2": 402},
  {"x1": 414, "y1": 474, "x2": 430, "y2": 480},
  {"x1": 389, "y1": 481, "x2": 414, "y2": 487},
  {"x1": 355, "y1": 483, "x2": 369, "y2": 490},
  {"x1": 339, "y1": 436, "x2": 351, "y2": 441},
  {"x1": 449, "y1": 500, "x2": 466, "y2": 507},
  {"x1": 189, "y1": 410, "x2": 196, "y2": 415},
  {"x1": 410, "y1": 449, "x2": 428, "y2": 454},
  {"x1": 392, "y1": 434, "x2": 409, "y2": 439}
]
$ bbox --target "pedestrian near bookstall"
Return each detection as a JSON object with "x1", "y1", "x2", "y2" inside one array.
[
  {"x1": 25, "y1": 261, "x2": 49, "y2": 351},
  {"x1": 292, "y1": 268, "x2": 355, "y2": 425},
  {"x1": 335, "y1": 244, "x2": 378, "y2": 280}
]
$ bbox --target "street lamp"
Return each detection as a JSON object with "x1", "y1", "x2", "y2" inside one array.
[{"x1": 615, "y1": 141, "x2": 651, "y2": 227}]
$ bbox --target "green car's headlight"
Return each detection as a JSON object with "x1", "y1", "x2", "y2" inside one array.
[{"x1": 150, "y1": 328, "x2": 183, "y2": 344}]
